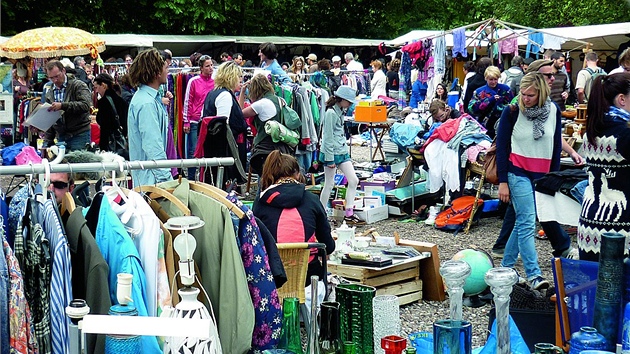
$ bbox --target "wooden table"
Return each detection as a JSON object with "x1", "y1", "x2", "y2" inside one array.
[{"x1": 328, "y1": 240, "x2": 445, "y2": 305}]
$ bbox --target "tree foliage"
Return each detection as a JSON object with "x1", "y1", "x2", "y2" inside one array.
[{"x1": 1, "y1": 0, "x2": 629, "y2": 39}]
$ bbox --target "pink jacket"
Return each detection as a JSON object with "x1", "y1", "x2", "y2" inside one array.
[{"x1": 183, "y1": 74, "x2": 215, "y2": 127}]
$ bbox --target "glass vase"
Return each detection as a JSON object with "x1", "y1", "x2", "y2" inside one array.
[
  {"x1": 319, "y1": 302, "x2": 341, "y2": 354},
  {"x1": 381, "y1": 335, "x2": 406, "y2": 354},
  {"x1": 105, "y1": 304, "x2": 141, "y2": 354},
  {"x1": 337, "y1": 283, "x2": 376, "y2": 354},
  {"x1": 439, "y1": 260, "x2": 471, "y2": 321},
  {"x1": 306, "y1": 275, "x2": 320, "y2": 354},
  {"x1": 373, "y1": 295, "x2": 400, "y2": 354},
  {"x1": 484, "y1": 267, "x2": 518, "y2": 354},
  {"x1": 433, "y1": 319, "x2": 472, "y2": 354},
  {"x1": 593, "y1": 232, "x2": 625, "y2": 352},
  {"x1": 278, "y1": 297, "x2": 304, "y2": 354},
  {"x1": 568, "y1": 326, "x2": 607, "y2": 354},
  {"x1": 342, "y1": 342, "x2": 356, "y2": 354}
]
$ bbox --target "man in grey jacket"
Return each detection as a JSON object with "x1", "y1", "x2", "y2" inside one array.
[{"x1": 44, "y1": 60, "x2": 92, "y2": 151}]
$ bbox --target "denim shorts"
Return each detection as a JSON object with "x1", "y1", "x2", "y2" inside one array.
[{"x1": 319, "y1": 152, "x2": 351, "y2": 166}]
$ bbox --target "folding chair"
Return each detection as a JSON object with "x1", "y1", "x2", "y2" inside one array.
[
  {"x1": 276, "y1": 242, "x2": 328, "y2": 335},
  {"x1": 551, "y1": 257, "x2": 599, "y2": 352}
]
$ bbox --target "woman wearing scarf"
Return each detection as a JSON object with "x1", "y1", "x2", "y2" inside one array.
[
  {"x1": 496, "y1": 72, "x2": 562, "y2": 291},
  {"x1": 578, "y1": 72, "x2": 630, "y2": 261}
]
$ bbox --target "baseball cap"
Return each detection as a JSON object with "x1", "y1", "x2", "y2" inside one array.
[
  {"x1": 332, "y1": 55, "x2": 341, "y2": 62},
  {"x1": 307, "y1": 54, "x2": 317, "y2": 61},
  {"x1": 526, "y1": 59, "x2": 553, "y2": 74}
]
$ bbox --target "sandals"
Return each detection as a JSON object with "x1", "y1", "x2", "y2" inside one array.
[{"x1": 344, "y1": 214, "x2": 366, "y2": 225}]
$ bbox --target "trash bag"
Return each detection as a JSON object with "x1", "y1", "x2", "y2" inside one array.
[{"x1": 473, "y1": 315, "x2": 530, "y2": 354}]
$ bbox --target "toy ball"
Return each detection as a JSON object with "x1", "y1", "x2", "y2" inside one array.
[
  {"x1": 538, "y1": 230, "x2": 545, "y2": 236},
  {"x1": 452, "y1": 249, "x2": 494, "y2": 295}
]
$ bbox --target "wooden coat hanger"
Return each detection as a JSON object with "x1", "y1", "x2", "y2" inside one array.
[
  {"x1": 60, "y1": 192, "x2": 76, "y2": 216},
  {"x1": 133, "y1": 185, "x2": 191, "y2": 216},
  {"x1": 189, "y1": 181, "x2": 246, "y2": 219}
]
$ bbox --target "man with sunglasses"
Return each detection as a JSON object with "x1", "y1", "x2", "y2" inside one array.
[
  {"x1": 48, "y1": 171, "x2": 75, "y2": 205},
  {"x1": 183, "y1": 55, "x2": 214, "y2": 178}
]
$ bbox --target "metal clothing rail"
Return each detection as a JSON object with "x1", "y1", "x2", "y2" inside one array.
[{"x1": 0, "y1": 157, "x2": 235, "y2": 176}]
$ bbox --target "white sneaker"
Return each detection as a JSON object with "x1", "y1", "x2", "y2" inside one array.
[{"x1": 424, "y1": 206, "x2": 439, "y2": 225}]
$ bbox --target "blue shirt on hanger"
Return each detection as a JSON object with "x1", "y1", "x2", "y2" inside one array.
[{"x1": 84, "y1": 196, "x2": 161, "y2": 354}]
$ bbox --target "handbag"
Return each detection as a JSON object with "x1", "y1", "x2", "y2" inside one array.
[
  {"x1": 483, "y1": 142, "x2": 499, "y2": 185},
  {"x1": 105, "y1": 96, "x2": 128, "y2": 153}
]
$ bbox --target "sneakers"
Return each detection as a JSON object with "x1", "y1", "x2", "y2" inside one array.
[
  {"x1": 491, "y1": 248, "x2": 504, "y2": 258},
  {"x1": 424, "y1": 206, "x2": 439, "y2": 225},
  {"x1": 344, "y1": 214, "x2": 366, "y2": 225},
  {"x1": 530, "y1": 276, "x2": 550, "y2": 291}
]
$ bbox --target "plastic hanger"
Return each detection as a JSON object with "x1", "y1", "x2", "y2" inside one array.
[{"x1": 133, "y1": 185, "x2": 191, "y2": 216}]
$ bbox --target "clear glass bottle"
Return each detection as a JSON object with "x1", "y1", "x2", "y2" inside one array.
[
  {"x1": 439, "y1": 260, "x2": 471, "y2": 321},
  {"x1": 484, "y1": 267, "x2": 518, "y2": 354}
]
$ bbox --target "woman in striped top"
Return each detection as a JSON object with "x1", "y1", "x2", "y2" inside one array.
[{"x1": 496, "y1": 72, "x2": 562, "y2": 290}]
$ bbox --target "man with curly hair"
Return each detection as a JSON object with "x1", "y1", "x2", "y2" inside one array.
[{"x1": 127, "y1": 48, "x2": 173, "y2": 186}]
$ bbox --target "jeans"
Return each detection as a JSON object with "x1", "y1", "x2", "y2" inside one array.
[
  {"x1": 186, "y1": 122, "x2": 199, "y2": 179},
  {"x1": 501, "y1": 173, "x2": 542, "y2": 280},
  {"x1": 493, "y1": 203, "x2": 515, "y2": 251},
  {"x1": 296, "y1": 152, "x2": 313, "y2": 174},
  {"x1": 494, "y1": 200, "x2": 571, "y2": 258},
  {"x1": 59, "y1": 129, "x2": 91, "y2": 151}
]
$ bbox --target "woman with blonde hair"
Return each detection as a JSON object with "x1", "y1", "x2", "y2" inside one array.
[
  {"x1": 469, "y1": 65, "x2": 514, "y2": 138},
  {"x1": 289, "y1": 56, "x2": 307, "y2": 82},
  {"x1": 370, "y1": 59, "x2": 387, "y2": 98},
  {"x1": 241, "y1": 73, "x2": 295, "y2": 174},
  {"x1": 202, "y1": 61, "x2": 248, "y2": 180},
  {"x1": 496, "y1": 72, "x2": 562, "y2": 290}
]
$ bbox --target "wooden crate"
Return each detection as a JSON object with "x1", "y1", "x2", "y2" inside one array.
[{"x1": 328, "y1": 258, "x2": 423, "y2": 306}]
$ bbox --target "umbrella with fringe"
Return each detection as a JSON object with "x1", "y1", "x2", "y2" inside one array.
[{"x1": 0, "y1": 27, "x2": 106, "y2": 59}]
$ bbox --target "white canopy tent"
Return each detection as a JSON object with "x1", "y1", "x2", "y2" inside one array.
[{"x1": 389, "y1": 21, "x2": 630, "y2": 52}]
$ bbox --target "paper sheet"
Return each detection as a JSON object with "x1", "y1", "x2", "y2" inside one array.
[{"x1": 24, "y1": 103, "x2": 62, "y2": 131}]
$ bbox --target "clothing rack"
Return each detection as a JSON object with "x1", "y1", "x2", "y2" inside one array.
[{"x1": 0, "y1": 157, "x2": 234, "y2": 176}]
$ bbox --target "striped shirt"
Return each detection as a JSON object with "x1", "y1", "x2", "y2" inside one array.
[{"x1": 42, "y1": 199, "x2": 72, "y2": 354}]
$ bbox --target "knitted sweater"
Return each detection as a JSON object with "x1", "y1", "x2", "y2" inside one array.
[
  {"x1": 496, "y1": 103, "x2": 562, "y2": 183},
  {"x1": 578, "y1": 108, "x2": 630, "y2": 259}
]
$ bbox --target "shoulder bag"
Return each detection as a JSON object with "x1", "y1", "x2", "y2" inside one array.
[{"x1": 105, "y1": 96, "x2": 128, "y2": 153}]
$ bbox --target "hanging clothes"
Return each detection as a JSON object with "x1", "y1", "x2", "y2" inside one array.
[
  {"x1": 41, "y1": 199, "x2": 72, "y2": 354},
  {"x1": 542, "y1": 34, "x2": 566, "y2": 50},
  {"x1": 3, "y1": 231, "x2": 38, "y2": 354},
  {"x1": 105, "y1": 189, "x2": 171, "y2": 317},
  {"x1": 499, "y1": 37, "x2": 519, "y2": 56},
  {"x1": 84, "y1": 193, "x2": 161, "y2": 354},
  {"x1": 156, "y1": 179, "x2": 254, "y2": 354},
  {"x1": 526, "y1": 31, "x2": 544, "y2": 58},
  {"x1": 63, "y1": 206, "x2": 110, "y2": 354},
  {"x1": 452, "y1": 28, "x2": 468, "y2": 57},
  {"x1": 434, "y1": 34, "x2": 446, "y2": 76},
  {"x1": 398, "y1": 52, "x2": 412, "y2": 108},
  {"x1": 224, "y1": 192, "x2": 282, "y2": 352}
]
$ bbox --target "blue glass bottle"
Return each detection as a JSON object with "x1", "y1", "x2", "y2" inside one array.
[{"x1": 569, "y1": 326, "x2": 607, "y2": 354}]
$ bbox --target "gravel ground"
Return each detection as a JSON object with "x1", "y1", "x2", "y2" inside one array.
[
  {"x1": 343, "y1": 143, "x2": 574, "y2": 348},
  {"x1": 0, "y1": 142, "x2": 572, "y2": 350}
]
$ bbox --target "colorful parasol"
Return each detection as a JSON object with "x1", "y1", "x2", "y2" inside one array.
[{"x1": 0, "y1": 27, "x2": 106, "y2": 59}]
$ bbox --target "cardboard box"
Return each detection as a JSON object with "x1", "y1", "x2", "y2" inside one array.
[
  {"x1": 363, "y1": 196, "x2": 382, "y2": 208},
  {"x1": 355, "y1": 105, "x2": 387, "y2": 123},
  {"x1": 361, "y1": 180, "x2": 397, "y2": 193},
  {"x1": 354, "y1": 204, "x2": 389, "y2": 224},
  {"x1": 357, "y1": 99, "x2": 382, "y2": 107}
]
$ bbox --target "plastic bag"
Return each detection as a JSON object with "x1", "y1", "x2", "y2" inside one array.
[{"x1": 473, "y1": 315, "x2": 530, "y2": 354}]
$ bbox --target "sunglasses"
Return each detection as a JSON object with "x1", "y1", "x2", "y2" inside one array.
[
  {"x1": 51, "y1": 180, "x2": 69, "y2": 189},
  {"x1": 540, "y1": 73, "x2": 555, "y2": 79}
]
